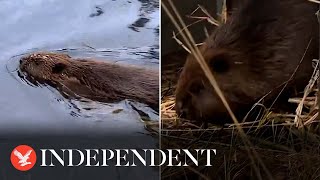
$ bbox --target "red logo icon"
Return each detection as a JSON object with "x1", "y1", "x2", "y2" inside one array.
[{"x1": 10, "y1": 145, "x2": 36, "y2": 171}]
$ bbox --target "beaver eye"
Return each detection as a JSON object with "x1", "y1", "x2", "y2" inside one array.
[
  {"x1": 52, "y1": 63, "x2": 66, "y2": 74},
  {"x1": 209, "y1": 54, "x2": 230, "y2": 73}
]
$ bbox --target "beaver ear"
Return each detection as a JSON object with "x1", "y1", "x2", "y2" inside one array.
[
  {"x1": 209, "y1": 54, "x2": 230, "y2": 73},
  {"x1": 52, "y1": 63, "x2": 66, "y2": 74}
]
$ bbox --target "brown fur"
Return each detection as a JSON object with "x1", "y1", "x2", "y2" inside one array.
[
  {"x1": 175, "y1": 0, "x2": 319, "y2": 124},
  {"x1": 19, "y1": 52, "x2": 159, "y2": 110}
]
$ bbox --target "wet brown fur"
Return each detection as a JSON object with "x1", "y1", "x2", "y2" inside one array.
[
  {"x1": 175, "y1": 0, "x2": 319, "y2": 124},
  {"x1": 20, "y1": 52, "x2": 159, "y2": 110}
]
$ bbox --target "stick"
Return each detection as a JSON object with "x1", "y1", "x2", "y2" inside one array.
[{"x1": 316, "y1": 8, "x2": 320, "y2": 120}]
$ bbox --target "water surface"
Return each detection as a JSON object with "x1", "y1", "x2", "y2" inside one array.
[{"x1": 0, "y1": 0, "x2": 159, "y2": 137}]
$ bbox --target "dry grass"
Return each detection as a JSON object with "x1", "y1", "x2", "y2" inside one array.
[
  {"x1": 158, "y1": 1, "x2": 320, "y2": 179},
  {"x1": 159, "y1": 56, "x2": 320, "y2": 180},
  {"x1": 161, "y1": 60, "x2": 319, "y2": 131}
]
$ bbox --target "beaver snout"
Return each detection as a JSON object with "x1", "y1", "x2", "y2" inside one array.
[
  {"x1": 175, "y1": 81, "x2": 233, "y2": 124},
  {"x1": 175, "y1": 90, "x2": 202, "y2": 121},
  {"x1": 19, "y1": 58, "x2": 27, "y2": 71},
  {"x1": 175, "y1": 78, "x2": 207, "y2": 120},
  {"x1": 19, "y1": 57, "x2": 26, "y2": 65},
  {"x1": 175, "y1": 99, "x2": 188, "y2": 119}
]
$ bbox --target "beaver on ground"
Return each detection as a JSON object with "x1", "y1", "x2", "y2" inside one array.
[
  {"x1": 19, "y1": 52, "x2": 159, "y2": 110},
  {"x1": 175, "y1": 0, "x2": 318, "y2": 124}
]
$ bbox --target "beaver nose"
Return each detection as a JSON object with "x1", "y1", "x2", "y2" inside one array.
[{"x1": 175, "y1": 100, "x2": 188, "y2": 118}]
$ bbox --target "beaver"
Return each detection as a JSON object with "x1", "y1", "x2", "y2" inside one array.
[
  {"x1": 19, "y1": 52, "x2": 159, "y2": 110},
  {"x1": 175, "y1": 0, "x2": 319, "y2": 124}
]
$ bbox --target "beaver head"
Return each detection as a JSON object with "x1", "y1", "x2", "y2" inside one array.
[
  {"x1": 175, "y1": 44, "x2": 263, "y2": 124},
  {"x1": 19, "y1": 53, "x2": 72, "y2": 83}
]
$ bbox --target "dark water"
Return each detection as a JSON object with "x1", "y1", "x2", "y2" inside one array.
[{"x1": 0, "y1": 0, "x2": 159, "y2": 136}]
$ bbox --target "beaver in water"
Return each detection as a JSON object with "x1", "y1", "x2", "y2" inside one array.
[
  {"x1": 175, "y1": 0, "x2": 318, "y2": 124},
  {"x1": 19, "y1": 52, "x2": 159, "y2": 110}
]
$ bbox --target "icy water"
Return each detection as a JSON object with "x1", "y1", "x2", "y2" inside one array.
[
  {"x1": 0, "y1": 0, "x2": 159, "y2": 137},
  {"x1": 0, "y1": 1, "x2": 159, "y2": 179}
]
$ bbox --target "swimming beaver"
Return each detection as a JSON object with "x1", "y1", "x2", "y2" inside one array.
[
  {"x1": 175, "y1": 0, "x2": 318, "y2": 124},
  {"x1": 19, "y1": 52, "x2": 159, "y2": 110}
]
